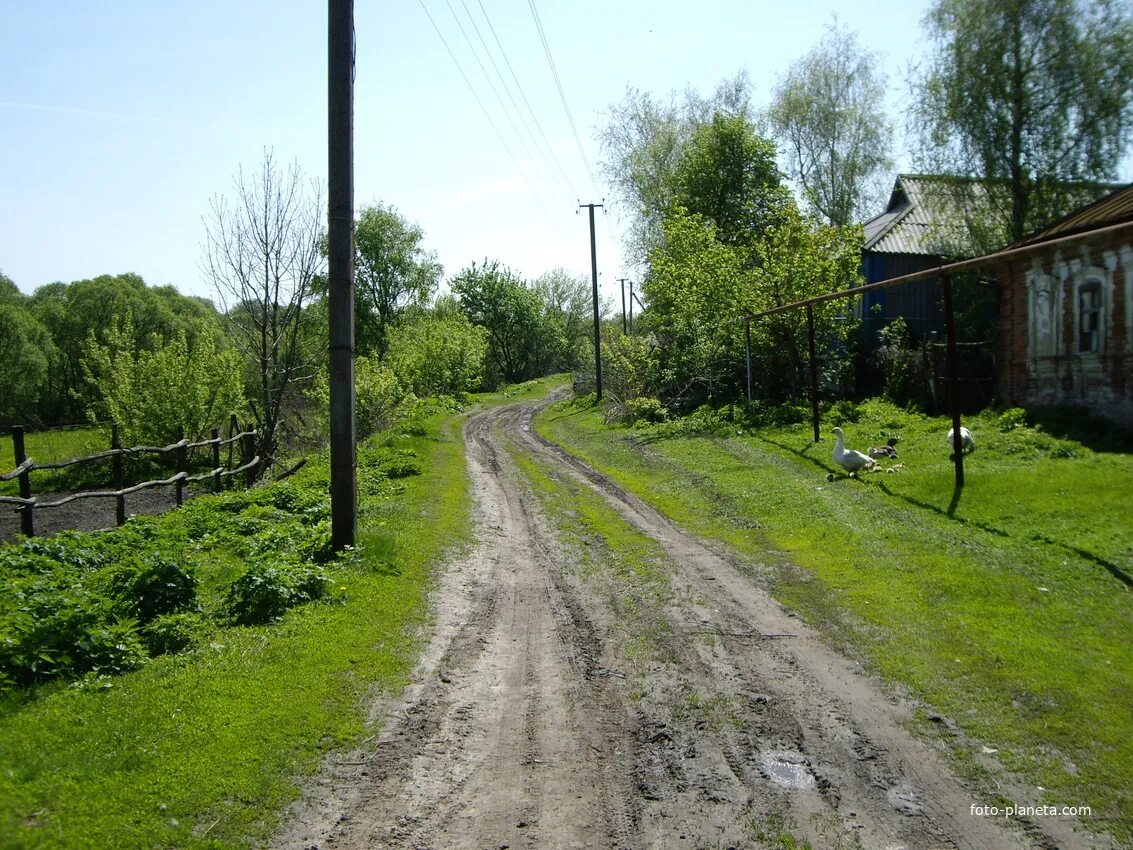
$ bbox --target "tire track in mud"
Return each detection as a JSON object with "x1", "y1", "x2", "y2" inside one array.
[
  {"x1": 275, "y1": 397, "x2": 1110, "y2": 850},
  {"x1": 276, "y1": 403, "x2": 637, "y2": 850}
]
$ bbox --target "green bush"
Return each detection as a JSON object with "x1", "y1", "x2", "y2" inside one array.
[
  {"x1": 624, "y1": 396, "x2": 670, "y2": 425},
  {"x1": 105, "y1": 556, "x2": 198, "y2": 623},
  {"x1": 224, "y1": 561, "x2": 330, "y2": 626},
  {"x1": 386, "y1": 314, "x2": 488, "y2": 397}
]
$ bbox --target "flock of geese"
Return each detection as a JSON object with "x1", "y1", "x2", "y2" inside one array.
[{"x1": 828, "y1": 425, "x2": 974, "y2": 481}]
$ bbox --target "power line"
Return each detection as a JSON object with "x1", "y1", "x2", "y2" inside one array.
[
  {"x1": 457, "y1": 0, "x2": 571, "y2": 201},
  {"x1": 417, "y1": 0, "x2": 557, "y2": 226},
  {"x1": 527, "y1": 0, "x2": 598, "y2": 192},
  {"x1": 443, "y1": 0, "x2": 541, "y2": 180},
  {"x1": 475, "y1": 0, "x2": 578, "y2": 199}
]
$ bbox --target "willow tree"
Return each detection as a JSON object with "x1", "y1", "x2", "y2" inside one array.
[
  {"x1": 910, "y1": 0, "x2": 1133, "y2": 243},
  {"x1": 768, "y1": 25, "x2": 893, "y2": 227}
]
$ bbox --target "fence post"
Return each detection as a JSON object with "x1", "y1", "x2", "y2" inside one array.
[
  {"x1": 942, "y1": 275, "x2": 965, "y2": 488},
  {"x1": 175, "y1": 427, "x2": 186, "y2": 508},
  {"x1": 211, "y1": 427, "x2": 222, "y2": 494},
  {"x1": 243, "y1": 424, "x2": 256, "y2": 488},
  {"x1": 12, "y1": 426, "x2": 34, "y2": 537},
  {"x1": 807, "y1": 304, "x2": 820, "y2": 444},
  {"x1": 112, "y1": 424, "x2": 126, "y2": 526},
  {"x1": 227, "y1": 414, "x2": 238, "y2": 490}
]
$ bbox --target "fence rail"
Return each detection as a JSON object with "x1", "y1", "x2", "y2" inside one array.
[{"x1": 1, "y1": 418, "x2": 259, "y2": 537}]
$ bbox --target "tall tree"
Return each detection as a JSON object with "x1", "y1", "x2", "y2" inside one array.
[
  {"x1": 532, "y1": 268, "x2": 594, "y2": 373},
  {"x1": 599, "y1": 72, "x2": 755, "y2": 267},
  {"x1": 768, "y1": 25, "x2": 893, "y2": 227},
  {"x1": 910, "y1": 0, "x2": 1133, "y2": 242},
  {"x1": 671, "y1": 113, "x2": 791, "y2": 248},
  {"x1": 0, "y1": 274, "x2": 55, "y2": 428},
  {"x1": 451, "y1": 261, "x2": 545, "y2": 387},
  {"x1": 202, "y1": 151, "x2": 324, "y2": 467},
  {"x1": 351, "y1": 203, "x2": 442, "y2": 357}
]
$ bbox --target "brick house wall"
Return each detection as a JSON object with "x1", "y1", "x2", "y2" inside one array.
[{"x1": 997, "y1": 235, "x2": 1133, "y2": 424}]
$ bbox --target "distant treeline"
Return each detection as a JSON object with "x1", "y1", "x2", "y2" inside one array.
[{"x1": 0, "y1": 272, "x2": 226, "y2": 429}]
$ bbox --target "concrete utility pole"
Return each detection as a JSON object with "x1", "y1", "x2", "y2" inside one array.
[
  {"x1": 328, "y1": 0, "x2": 356, "y2": 550},
  {"x1": 580, "y1": 202, "x2": 604, "y2": 399}
]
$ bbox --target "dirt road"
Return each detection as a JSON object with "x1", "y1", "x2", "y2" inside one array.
[{"x1": 276, "y1": 398, "x2": 1108, "y2": 850}]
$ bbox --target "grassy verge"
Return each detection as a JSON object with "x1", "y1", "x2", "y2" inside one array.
[
  {"x1": 0, "y1": 412, "x2": 470, "y2": 849},
  {"x1": 0, "y1": 377, "x2": 567, "y2": 850},
  {"x1": 536, "y1": 396, "x2": 1133, "y2": 841}
]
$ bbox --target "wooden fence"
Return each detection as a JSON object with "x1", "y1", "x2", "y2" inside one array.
[{"x1": 0, "y1": 417, "x2": 259, "y2": 537}]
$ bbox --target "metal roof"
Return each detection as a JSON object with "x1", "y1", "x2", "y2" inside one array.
[{"x1": 1013, "y1": 182, "x2": 1133, "y2": 248}]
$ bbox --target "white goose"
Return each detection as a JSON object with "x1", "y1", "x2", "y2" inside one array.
[
  {"x1": 831, "y1": 427, "x2": 876, "y2": 478},
  {"x1": 947, "y1": 426, "x2": 975, "y2": 454}
]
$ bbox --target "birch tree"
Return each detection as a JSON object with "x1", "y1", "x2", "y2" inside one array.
[{"x1": 768, "y1": 25, "x2": 893, "y2": 227}]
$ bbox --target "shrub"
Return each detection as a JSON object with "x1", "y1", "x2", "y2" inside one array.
[
  {"x1": 106, "y1": 556, "x2": 198, "y2": 623},
  {"x1": 75, "y1": 619, "x2": 148, "y2": 676},
  {"x1": 624, "y1": 396, "x2": 670, "y2": 425},
  {"x1": 386, "y1": 314, "x2": 488, "y2": 397},
  {"x1": 224, "y1": 561, "x2": 330, "y2": 626}
]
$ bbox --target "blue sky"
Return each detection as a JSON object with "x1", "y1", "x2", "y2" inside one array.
[{"x1": 2, "y1": 1, "x2": 978, "y2": 305}]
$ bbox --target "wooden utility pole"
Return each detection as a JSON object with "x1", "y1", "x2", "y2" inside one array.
[
  {"x1": 581, "y1": 203, "x2": 604, "y2": 399},
  {"x1": 328, "y1": 0, "x2": 356, "y2": 550},
  {"x1": 628, "y1": 279, "x2": 634, "y2": 334},
  {"x1": 941, "y1": 274, "x2": 965, "y2": 488},
  {"x1": 618, "y1": 278, "x2": 629, "y2": 334}
]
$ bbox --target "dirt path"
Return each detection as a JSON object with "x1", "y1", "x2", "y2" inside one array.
[{"x1": 275, "y1": 398, "x2": 1108, "y2": 850}]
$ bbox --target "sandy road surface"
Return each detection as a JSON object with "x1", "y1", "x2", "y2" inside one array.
[{"x1": 276, "y1": 398, "x2": 1107, "y2": 850}]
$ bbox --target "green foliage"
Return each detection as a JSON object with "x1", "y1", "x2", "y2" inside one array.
[
  {"x1": 0, "y1": 399, "x2": 475, "y2": 850},
  {"x1": 671, "y1": 113, "x2": 792, "y2": 247},
  {"x1": 871, "y1": 317, "x2": 933, "y2": 410},
  {"x1": 451, "y1": 260, "x2": 550, "y2": 388},
  {"x1": 602, "y1": 334, "x2": 657, "y2": 402},
  {"x1": 28, "y1": 273, "x2": 221, "y2": 423},
  {"x1": 386, "y1": 312, "x2": 488, "y2": 397},
  {"x1": 642, "y1": 201, "x2": 862, "y2": 411},
  {"x1": 141, "y1": 611, "x2": 210, "y2": 656},
  {"x1": 0, "y1": 467, "x2": 350, "y2": 690},
  {"x1": 768, "y1": 25, "x2": 892, "y2": 226},
  {"x1": 598, "y1": 72, "x2": 755, "y2": 266},
  {"x1": 532, "y1": 268, "x2": 596, "y2": 374},
  {"x1": 911, "y1": 0, "x2": 1133, "y2": 243},
  {"x1": 0, "y1": 299, "x2": 55, "y2": 428},
  {"x1": 624, "y1": 396, "x2": 669, "y2": 425},
  {"x1": 224, "y1": 561, "x2": 330, "y2": 626},
  {"x1": 105, "y1": 556, "x2": 198, "y2": 623},
  {"x1": 350, "y1": 203, "x2": 443, "y2": 357},
  {"x1": 80, "y1": 312, "x2": 246, "y2": 445},
  {"x1": 0, "y1": 542, "x2": 197, "y2": 685}
]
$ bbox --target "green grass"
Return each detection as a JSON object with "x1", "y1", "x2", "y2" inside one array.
[
  {"x1": 0, "y1": 426, "x2": 111, "y2": 496},
  {"x1": 537, "y1": 396, "x2": 1133, "y2": 841},
  {"x1": 0, "y1": 419, "x2": 470, "y2": 848},
  {"x1": 0, "y1": 376, "x2": 566, "y2": 850}
]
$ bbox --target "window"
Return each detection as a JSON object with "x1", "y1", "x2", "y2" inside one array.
[{"x1": 1078, "y1": 283, "x2": 1101, "y2": 353}]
